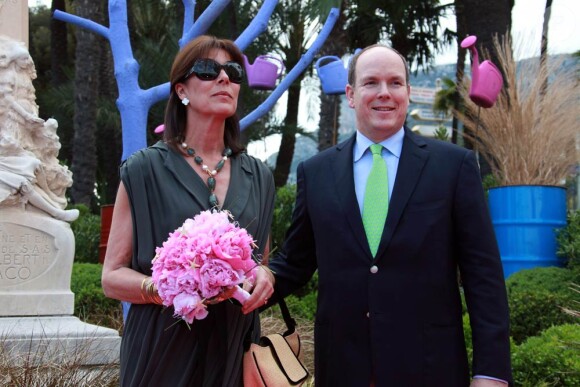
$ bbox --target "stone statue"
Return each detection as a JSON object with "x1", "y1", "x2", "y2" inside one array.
[{"x1": 0, "y1": 35, "x2": 78, "y2": 222}]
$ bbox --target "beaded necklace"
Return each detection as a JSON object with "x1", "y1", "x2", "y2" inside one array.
[{"x1": 180, "y1": 141, "x2": 232, "y2": 208}]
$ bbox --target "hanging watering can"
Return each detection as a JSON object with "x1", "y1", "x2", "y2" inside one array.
[
  {"x1": 243, "y1": 54, "x2": 285, "y2": 90},
  {"x1": 460, "y1": 35, "x2": 503, "y2": 108},
  {"x1": 316, "y1": 56, "x2": 347, "y2": 95}
]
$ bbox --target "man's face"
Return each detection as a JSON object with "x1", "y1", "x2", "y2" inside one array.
[{"x1": 346, "y1": 47, "x2": 410, "y2": 142}]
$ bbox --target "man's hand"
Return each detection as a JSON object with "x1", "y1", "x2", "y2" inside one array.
[
  {"x1": 241, "y1": 266, "x2": 275, "y2": 314},
  {"x1": 470, "y1": 378, "x2": 508, "y2": 387}
]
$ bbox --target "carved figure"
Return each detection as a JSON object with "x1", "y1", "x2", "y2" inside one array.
[{"x1": 0, "y1": 36, "x2": 78, "y2": 222}]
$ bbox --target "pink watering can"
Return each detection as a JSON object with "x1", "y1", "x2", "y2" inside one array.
[
  {"x1": 243, "y1": 54, "x2": 285, "y2": 90},
  {"x1": 461, "y1": 35, "x2": 503, "y2": 108},
  {"x1": 316, "y1": 56, "x2": 347, "y2": 95}
]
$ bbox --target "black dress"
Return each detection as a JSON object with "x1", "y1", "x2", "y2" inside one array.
[{"x1": 119, "y1": 141, "x2": 275, "y2": 387}]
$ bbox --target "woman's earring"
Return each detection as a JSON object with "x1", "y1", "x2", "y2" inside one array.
[{"x1": 181, "y1": 97, "x2": 190, "y2": 106}]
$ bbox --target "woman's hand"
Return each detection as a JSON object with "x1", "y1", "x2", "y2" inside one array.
[{"x1": 241, "y1": 265, "x2": 275, "y2": 314}]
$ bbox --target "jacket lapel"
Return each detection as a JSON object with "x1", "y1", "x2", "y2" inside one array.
[
  {"x1": 332, "y1": 135, "x2": 373, "y2": 257},
  {"x1": 375, "y1": 128, "x2": 429, "y2": 261}
]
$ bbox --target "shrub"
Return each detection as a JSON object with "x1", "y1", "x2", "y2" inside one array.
[
  {"x1": 507, "y1": 267, "x2": 576, "y2": 344},
  {"x1": 482, "y1": 173, "x2": 498, "y2": 191},
  {"x1": 557, "y1": 209, "x2": 580, "y2": 273},
  {"x1": 71, "y1": 263, "x2": 121, "y2": 330},
  {"x1": 271, "y1": 184, "x2": 296, "y2": 253},
  {"x1": 507, "y1": 267, "x2": 577, "y2": 293},
  {"x1": 462, "y1": 313, "x2": 472, "y2": 370},
  {"x1": 70, "y1": 204, "x2": 101, "y2": 264},
  {"x1": 512, "y1": 324, "x2": 580, "y2": 386},
  {"x1": 286, "y1": 291, "x2": 318, "y2": 321}
]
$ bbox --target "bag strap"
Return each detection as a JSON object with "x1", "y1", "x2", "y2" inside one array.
[
  {"x1": 278, "y1": 297, "x2": 297, "y2": 334},
  {"x1": 244, "y1": 292, "x2": 296, "y2": 350}
]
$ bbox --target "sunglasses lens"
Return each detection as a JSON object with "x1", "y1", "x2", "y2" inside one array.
[
  {"x1": 223, "y1": 62, "x2": 244, "y2": 84},
  {"x1": 192, "y1": 59, "x2": 220, "y2": 80}
]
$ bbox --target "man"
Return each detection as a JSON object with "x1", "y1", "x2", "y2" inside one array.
[{"x1": 244, "y1": 44, "x2": 512, "y2": 386}]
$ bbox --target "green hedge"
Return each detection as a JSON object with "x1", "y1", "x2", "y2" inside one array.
[
  {"x1": 71, "y1": 263, "x2": 120, "y2": 327},
  {"x1": 557, "y1": 209, "x2": 580, "y2": 273},
  {"x1": 512, "y1": 324, "x2": 580, "y2": 386},
  {"x1": 462, "y1": 313, "x2": 473, "y2": 370},
  {"x1": 70, "y1": 204, "x2": 101, "y2": 264},
  {"x1": 271, "y1": 184, "x2": 296, "y2": 253},
  {"x1": 286, "y1": 291, "x2": 317, "y2": 321},
  {"x1": 507, "y1": 267, "x2": 576, "y2": 344}
]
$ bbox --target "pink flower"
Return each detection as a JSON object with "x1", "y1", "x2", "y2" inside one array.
[
  {"x1": 173, "y1": 292, "x2": 208, "y2": 323},
  {"x1": 151, "y1": 209, "x2": 258, "y2": 323},
  {"x1": 199, "y1": 259, "x2": 241, "y2": 299}
]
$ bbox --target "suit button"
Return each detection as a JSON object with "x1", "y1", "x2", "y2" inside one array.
[
  {"x1": 370, "y1": 265, "x2": 378, "y2": 274},
  {"x1": 366, "y1": 312, "x2": 370, "y2": 318}
]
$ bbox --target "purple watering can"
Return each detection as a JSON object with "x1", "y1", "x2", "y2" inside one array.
[
  {"x1": 243, "y1": 54, "x2": 285, "y2": 90},
  {"x1": 461, "y1": 35, "x2": 503, "y2": 108},
  {"x1": 315, "y1": 56, "x2": 347, "y2": 95}
]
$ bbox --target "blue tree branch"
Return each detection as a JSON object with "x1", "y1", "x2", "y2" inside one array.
[
  {"x1": 235, "y1": 0, "x2": 278, "y2": 51},
  {"x1": 240, "y1": 7, "x2": 340, "y2": 130},
  {"x1": 182, "y1": 0, "x2": 196, "y2": 36},
  {"x1": 179, "y1": 0, "x2": 232, "y2": 49},
  {"x1": 53, "y1": 10, "x2": 110, "y2": 39}
]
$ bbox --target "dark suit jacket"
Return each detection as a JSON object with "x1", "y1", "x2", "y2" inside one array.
[{"x1": 269, "y1": 129, "x2": 512, "y2": 386}]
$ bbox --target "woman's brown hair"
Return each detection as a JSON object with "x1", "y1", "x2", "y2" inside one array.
[{"x1": 163, "y1": 35, "x2": 245, "y2": 155}]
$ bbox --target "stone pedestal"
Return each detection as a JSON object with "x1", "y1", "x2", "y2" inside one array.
[
  {"x1": 0, "y1": 207, "x2": 121, "y2": 366},
  {"x1": 0, "y1": 316, "x2": 120, "y2": 366},
  {"x1": 0, "y1": 206, "x2": 76, "y2": 316}
]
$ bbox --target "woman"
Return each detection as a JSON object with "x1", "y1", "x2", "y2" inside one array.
[{"x1": 101, "y1": 35, "x2": 275, "y2": 386}]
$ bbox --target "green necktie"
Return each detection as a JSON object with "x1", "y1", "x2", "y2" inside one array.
[{"x1": 363, "y1": 144, "x2": 389, "y2": 257}]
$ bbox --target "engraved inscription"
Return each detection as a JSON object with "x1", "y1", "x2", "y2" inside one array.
[{"x1": 0, "y1": 223, "x2": 56, "y2": 286}]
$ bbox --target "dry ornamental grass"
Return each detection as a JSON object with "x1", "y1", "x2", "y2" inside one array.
[{"x1": 456, "y1": 36, "x2": 579, "y2": 186}]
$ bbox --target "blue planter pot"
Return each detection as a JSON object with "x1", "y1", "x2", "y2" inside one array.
[{"x1": 488, "y1": 185, "x2": 567, "y2": 278}]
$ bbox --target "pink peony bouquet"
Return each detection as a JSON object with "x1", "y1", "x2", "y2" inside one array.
[{"x1": 151, "y1": 209, "x2": 258, "y2": 323}]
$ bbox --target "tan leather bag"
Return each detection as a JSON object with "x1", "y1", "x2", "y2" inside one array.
[{"x1": 243, "y1": 298, "x2": 309, "y2": 386}]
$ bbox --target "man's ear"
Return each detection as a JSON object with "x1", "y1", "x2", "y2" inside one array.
[{"x1": 346, "y1": 84, "x2": 355, "y2": 108}]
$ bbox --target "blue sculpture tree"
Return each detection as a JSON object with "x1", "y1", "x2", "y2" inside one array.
[{"x1": 54, "y1": 0, "x2": 339, "y2": 160}]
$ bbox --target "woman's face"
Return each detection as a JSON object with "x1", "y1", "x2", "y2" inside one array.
[{"x1": 177, "y1": 49, "x2": 241, "y2": 120}]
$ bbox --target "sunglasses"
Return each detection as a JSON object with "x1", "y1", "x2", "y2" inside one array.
[{"x1": 183, "y1": 58, "x2": 244, "y2": 84}]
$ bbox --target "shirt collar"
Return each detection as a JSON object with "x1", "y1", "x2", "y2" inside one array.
[{"x1": 354, "y1": 127, "x2": 405, "y2": 162}]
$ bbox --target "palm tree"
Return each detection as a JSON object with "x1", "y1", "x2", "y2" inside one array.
[
  {"x1": 540, "y1": 0, "x2": 553, "y2": 96},
  {"x1": 346, "y1": 0, "x2": 454, "y2": 70},
  {"x1": 50, "y1": 0, "x2": 68, "y2": 86},
  {"x1": 69, "y1": 0, "x2": 104, "y2": 206},
  {"x1": 269, "y1": 0, "x2": 323, "y2": 187},
  {"x1": 316, "y1": 0, "x2": 348, "y2": 152},
  {"x1": 459, "y1": 0, "x2": 513, "y2": 67}
]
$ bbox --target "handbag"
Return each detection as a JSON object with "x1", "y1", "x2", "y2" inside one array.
[{"x1": 243, "y1": 297, "x2": 309, "y2": 386}]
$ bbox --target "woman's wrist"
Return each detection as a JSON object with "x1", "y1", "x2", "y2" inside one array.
[
  {"x1": 140, "y1": 276, "x2": 163, "y2": 305},
  {"x1": 261, "y1": 265, "x2": 275, "y2": 285}
]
